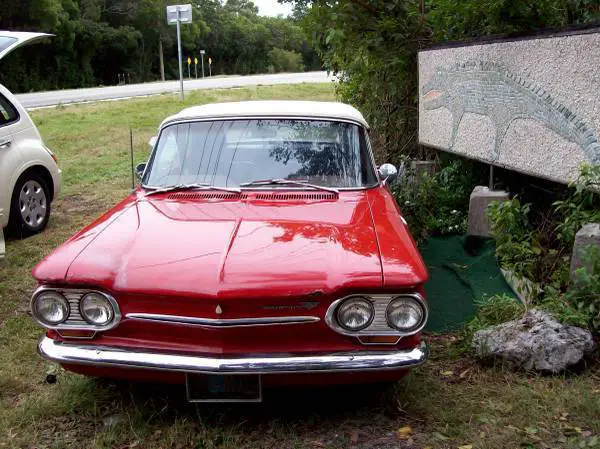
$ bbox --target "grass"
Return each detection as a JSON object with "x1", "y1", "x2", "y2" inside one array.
[{"x1": 0, "y1": 83, "x2": 599, "y2": 448}]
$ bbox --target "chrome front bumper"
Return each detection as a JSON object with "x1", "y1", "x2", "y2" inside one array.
[{"x1": 39, "y1": 336, "x2": 427, "y2": 374}]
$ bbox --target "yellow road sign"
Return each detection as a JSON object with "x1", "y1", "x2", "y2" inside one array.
[
  {"x1": 187, "y1": 57, "x2": 191, "y2": 65},
  {"x1": 194, "y1": 57, "x2": 198, "y2": 65},
  {"x1": 208, "y1": 57, "x2": 212, "y2": 65}
]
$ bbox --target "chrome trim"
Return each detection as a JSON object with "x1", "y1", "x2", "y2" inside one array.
[
  {"x1": 325, "y1": 294, "x2": 428, "y2": 337},
  {"x1": 126, "y1": 313, "x2": 320, "y2": 328},
  {"x1": 38, "y1": 336, "x2": 428, "y2": 374},
  {"x1": 335, "y1": 297, "x2": 375, "y2": 331},
  {"x1": 31, "y1": 286, "x2": 122, "y2": 332}
]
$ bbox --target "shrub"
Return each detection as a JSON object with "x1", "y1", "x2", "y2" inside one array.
[
  {"x1": 460, "y1": 294, "x2": 525, "y2": 349},
  {"x1": 267, "y1": 48, "x2": 305, "y2": 73},
  {"x1": 566, "y1": 245, "x2": 600, "y2": 330},
  {"x1": 486, "y1": 165, "x2": 600, "y2": 329},
  {"x1": 392, "y1": 159, "x2": 486, "y2": 241}
]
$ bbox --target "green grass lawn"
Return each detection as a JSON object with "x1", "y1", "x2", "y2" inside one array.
[{"x1": 0, "y1": 84, "x2": 599, "y2": 449}]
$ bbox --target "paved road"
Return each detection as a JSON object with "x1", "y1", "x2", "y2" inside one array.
[{"x1": 16, "y1": 71, "x2": 334, "y2": 109}]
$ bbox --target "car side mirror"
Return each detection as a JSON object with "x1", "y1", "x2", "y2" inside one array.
[
  {"x1": 148, "y1": 136, "x2": 157, "y2": 149},
  {"x1": 378, "y1": 163, "x2": 398, "y2": 185},
  {"x1": 135, "y1": 162, "x2": 147, "y2": 180}
]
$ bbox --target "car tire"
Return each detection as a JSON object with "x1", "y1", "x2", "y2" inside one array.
[{"x1": 7, "y1": 172, "x2": 51, "y2": 238}]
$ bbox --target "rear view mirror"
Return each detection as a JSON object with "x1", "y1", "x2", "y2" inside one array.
[{"x1": 378, "y1": 163, "x2": 398, "y2": 185}]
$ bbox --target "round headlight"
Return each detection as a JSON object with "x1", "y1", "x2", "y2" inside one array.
[
  {"x1": 80, "y1": 292, "x2": 114, "y2": 326},
  {"x1": 386, "y1": 296, "x2": 425, "y2": 332},
  {"x1": 336, "y1": 297, "x2": 374, "y2": 331},
  {"x1": 33, "y1": 291, "x2": 69, "y2": 326}
]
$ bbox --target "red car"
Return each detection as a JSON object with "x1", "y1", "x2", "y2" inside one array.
[{"x1": 32, "y1": 101, "x2": 429, "y2": 402}]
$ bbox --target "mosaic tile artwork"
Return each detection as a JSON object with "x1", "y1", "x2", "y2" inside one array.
[{"x1": 419, "y1": 31, "x2": 600, "y2": 184}]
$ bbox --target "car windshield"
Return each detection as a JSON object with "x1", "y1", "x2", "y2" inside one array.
[{"x1": 142, "y1": 119, "x2": 378, "y2": 189}]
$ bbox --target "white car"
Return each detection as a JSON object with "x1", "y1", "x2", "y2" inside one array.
[{"x1": 0, "y1": 31, "x2": 61, "y2": 237}]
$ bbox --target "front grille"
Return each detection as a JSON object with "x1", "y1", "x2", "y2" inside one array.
[{"x1": 63, "y1": 291, "x2": 87, "y2": 325}]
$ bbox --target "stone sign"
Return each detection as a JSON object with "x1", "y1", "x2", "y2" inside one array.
[{"x1": 418, "y1": 29, "x2": 600, "y2": 184}]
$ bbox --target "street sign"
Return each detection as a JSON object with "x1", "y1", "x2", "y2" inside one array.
[
  {"x1": 200, "y1": 49, "x2": 206, "y2": 55},
  {"x1": 194, "y1": 57, "x2": 198, "y2": 65},
  {"x1": 187, "y1": 57, "x2": 191, "y2": 65},
  {"x1": 167, "y1": 4, "x2": 192, "y2": 25},
  {"x1": 166, "y1": 4, "x2": 193, "y2": 100},
  {"x1": 208, "y1": 57, "x2": 212, "y2": 65}
]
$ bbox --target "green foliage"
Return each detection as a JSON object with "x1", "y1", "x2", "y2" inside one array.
[
  {"x1": 553, "y1": 165, "x2": 600, "y2": 245},
  {"x1": 566, "y1": 245, "x2": 600, "y2": 330},
  {"x1": 286, "y1": 0, "x2": 600, "y2": 162},
  {"x1": 0, "y1": 0, "x2": 319, "y2": 92},
  {"x1": 268, "y1": 48, "x2": 304, "y2": 73},
  {"x1": 460, "y1": 294, "x2": 525, "y2": 348},
  {"x1": 486, "y1": 166, "x2": 600, "y2": 328},
  {"x1": 487, "y1": 199, "x2": 542, "y2": 281},
  {"x1": 392, "y1": 159, "x2": 486, "y2": 240}
]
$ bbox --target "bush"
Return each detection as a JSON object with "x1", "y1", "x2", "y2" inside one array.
[
  {"x1": 392, "y1": 159, "x2": 486, "y2": 241},
  {"x1": 267, "y1": 48, "x2": 305, "y2": 73},
  {"x1": 566, "y1": 245, "x2": 600, "y2": 330},
  {"x1": 460, "y1": 294, "x2": 525, "y2": 349},
  {"x1": 486, "y1": 165, "x2": 600, "y2": 329}
]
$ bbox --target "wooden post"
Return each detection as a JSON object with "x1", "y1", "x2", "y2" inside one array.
[{"x1": 159, "y1": 39, "x2": 165, "y2": 82}]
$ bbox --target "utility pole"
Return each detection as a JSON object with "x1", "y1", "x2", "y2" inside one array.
[
  {"x1": 166, "y1": 4, "x2": 193, "y2": 101},
  {"x1": 200, "y1": 49, "x2": 205, "y2": 78}
]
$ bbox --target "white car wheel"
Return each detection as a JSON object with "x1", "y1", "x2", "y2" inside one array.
[{"x1": 8, "y1": 173, "x2": 51, "y2": 237}]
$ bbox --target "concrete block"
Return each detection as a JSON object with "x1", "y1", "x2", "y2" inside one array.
[
  {"x1": 467, "y1": 186, "x2": 509, "y2": 237},
  {"x1": 570, "y1": 223, "x2": 600, "y2": 281}
]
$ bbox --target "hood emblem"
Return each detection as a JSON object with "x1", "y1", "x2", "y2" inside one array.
[{"x1": 215, "y1": 305, "x2": 223, "y2": 315}]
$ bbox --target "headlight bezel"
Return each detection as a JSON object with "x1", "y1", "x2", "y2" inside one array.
[
  {"x1": 385, "y1": 296, "x2": 427, "y2": 333},
  {"x1": 335, "y1": 296, "x2": 375, "y2": 332},
  {"x1": 80, "y1": 292, "x2": 116, "y2": 326},
  {"x1": 325, "y1": 293, "x2": 428, "y2": 338},
  {"x1": 31, "y1": 286, "x2": 121, "y2": 331},
  {"x1": 31, "y1": 290, "x2": 70, "y2": 326}
]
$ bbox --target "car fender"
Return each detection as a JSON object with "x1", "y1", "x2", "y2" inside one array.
[{"x1": 1, "y1": 137, "x2": 61, "y2": 229}]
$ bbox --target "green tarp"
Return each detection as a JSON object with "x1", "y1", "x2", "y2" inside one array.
[{"x1": 421, "y1": 236, "x2": 517, "y2": 332}]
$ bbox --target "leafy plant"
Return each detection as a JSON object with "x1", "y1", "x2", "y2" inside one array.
[
  {"x1": 393, "y1": 159, "x2": 485, "y2": 241},
  {"x1": 553, "y1": 165, "x2": 600, "y2": 245},
  {"x1": 460, "y1": 294, "x2": 525, "y2": 349},
  {"x1": 566, "y1": 245, "x2": 600, "y2": 331},
  {"x1": 486, "y1": 165, "x2": 600, "y2": 329}
]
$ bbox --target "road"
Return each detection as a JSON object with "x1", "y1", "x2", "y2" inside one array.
[{"x1": 16, "y1": 71, "x2": 334, "y2": 109}]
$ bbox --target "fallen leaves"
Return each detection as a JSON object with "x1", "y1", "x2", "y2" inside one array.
[{"x1": 396, "y1": 425, "x2": 413, "y2": 440}]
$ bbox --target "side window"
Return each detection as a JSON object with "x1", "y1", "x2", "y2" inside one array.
[{"x1": 0, "y1": 94, "x2": 18, "y2": 127}]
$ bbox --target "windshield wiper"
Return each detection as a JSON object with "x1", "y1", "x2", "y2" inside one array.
[
  {"x1": 240, "y1": 178, "x2": 339, "y2": 194},
  {"x1": 144, "y1": 183, "x2": 241, "y2": 197}
]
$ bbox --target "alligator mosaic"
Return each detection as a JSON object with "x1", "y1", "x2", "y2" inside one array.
[{"x1": 421, "y1": 61, "x2": 600, "y2": 164}]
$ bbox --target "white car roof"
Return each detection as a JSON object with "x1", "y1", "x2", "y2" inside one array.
[
  {"x1": 160, "y1": 101, "x2": 369, "y2": 129},
  {"x1": 0, "y1": 31, "x2": 53, "y2": 60}
]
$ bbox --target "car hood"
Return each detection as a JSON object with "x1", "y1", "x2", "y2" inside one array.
[{"x1": 33, "y1": 190, "x2": 427, "y2": 298}]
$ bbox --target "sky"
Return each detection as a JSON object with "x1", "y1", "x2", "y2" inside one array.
[{"x1": 252, "y1": 0, "x2": 294, "y2": 17}]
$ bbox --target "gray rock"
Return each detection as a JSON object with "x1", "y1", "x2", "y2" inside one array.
[{"x1": 472, "y1": 309, "x2": 596, "y2": 373}]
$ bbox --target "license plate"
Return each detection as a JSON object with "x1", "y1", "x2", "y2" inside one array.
[{"x1": 186, "y1": 373, "x2": 262, "y2": 402}]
